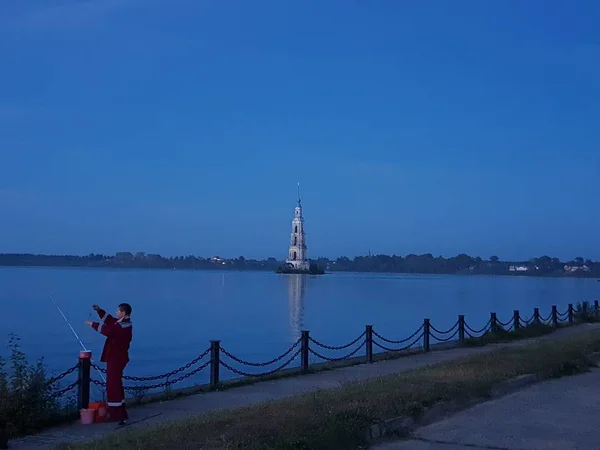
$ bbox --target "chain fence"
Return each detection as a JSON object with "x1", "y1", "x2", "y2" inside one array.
[
  {"x1": 46, "y1": 364, "x2": 78, "y2": 387},
  {"x1": 309, "y1": 332, "x2": 365, "y2": 351},
  {"x1": 41, "y1": 364, "x2": 80, "y2": 401},
  {"x1": 464, "y1": 318, "x2": 492, "y2": 338},
  {"x1": 308, "y1": 339, "x2": 366, "y2": 362},
  {"x1": 519, "y1": 315, "x2": 534, "y2": 327},
  {"x1": 496, "y1": 316, "x2": 515, "y2": 329},
  {"x1": 46, "y1": 303, "x2": 593, "y2": 404},
  {"x1": 221, "y1": 339, "x2": 301, "y2": 367},
  {"x1": 51, "y1": 380, "x2": 79, "y2": 399},
  {"x1": 219, "y1": 347, "x2": 302, "y2": 377},
  {"x1": 539, "y1": 312, "x2": 552, "y2": 324},
  {"x1": 91, "y1": 356, "x2": 214, "y2": 392},
  {"x1": 557, "y1": 308, "x2": 570, "y2": 322},
  {"x1": 372, "y1": 329, "x2": 424, "y2": 352},
  {"x1": 430, "y1": 327, "x2": 460, "y2": 343},
  {"x1": 90, "y1": 347, "x2": 213, "y2": 391},
  {"x1": 429, "y1": 321, "x2": 460, "y2": 343},
  {"x1": 372, "y1": 324, "x2": 424, "y2": 345}
]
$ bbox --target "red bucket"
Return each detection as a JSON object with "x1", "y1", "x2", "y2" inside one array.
[{"x1": 88, "y1": 402, "x2": 107, "y2": 423}]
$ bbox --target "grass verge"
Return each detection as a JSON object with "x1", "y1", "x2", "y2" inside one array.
[
  {"x1": 464, "y1": 323, "x2": 555, "y2": 346},
  {"x1": 59, "y1": 328, "x2": 600, "y2": 450}
]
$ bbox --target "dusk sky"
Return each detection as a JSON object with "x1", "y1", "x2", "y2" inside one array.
[{"x1": 1, "y1": 1, "x2": 599, "y2": 260}]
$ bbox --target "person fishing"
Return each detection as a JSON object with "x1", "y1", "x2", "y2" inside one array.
[{"x1": 85, "y1": 303, "x2": 133, "y2": 425}]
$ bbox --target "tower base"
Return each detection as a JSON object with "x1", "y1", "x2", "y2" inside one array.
[{"x1": 276, "y1": 262, "x2": 325, "y2": 275}]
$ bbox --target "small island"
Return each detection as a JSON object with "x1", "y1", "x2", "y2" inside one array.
[{"x1": 276, "y1": 262, "x2": 325, "y2": 275}]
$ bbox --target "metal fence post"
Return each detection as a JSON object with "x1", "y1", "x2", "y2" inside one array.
[
  {"x1": 595, "y1": 300, "x2": 599, "y2": 319},
  {"x1": 423, "y1": 319, "x2": 430, "y2": 352},
  {"x1": 365, "y1": 325, "x2": 373, "y2": 364},
  {"x1": 301, "y1": 330, "x2": 310, "y2": 373},
  {"x1": 568, "y1": 303, "x2": 574, "y2": 325},
  {"x1": 77, "y1": 351, "x2": 91, "y2": 410},
  {"x1": 458, "y1": 315, "x2": 465, "y2": 344},
  {"x1": 513, "y1": 310, "x2": 520, "y2": 331},
  {"x1": 210, "y1": 340, "x2": 220, "y2": 389},
  {"x1": 490, "y1": 312, "x2": 498, "y2": 333},
  {"x1": 552, "y1": 305, "x2": 558, "y2": 328},
  {"x1": 533, "y1": 308, "x2": 540, "y2": 325}
]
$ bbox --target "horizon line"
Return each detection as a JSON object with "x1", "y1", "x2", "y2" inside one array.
[{"x1": 0, "y1": 251, "x2": 596, "y2": 264}]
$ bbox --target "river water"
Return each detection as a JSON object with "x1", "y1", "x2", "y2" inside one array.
[{"x1": 0, "y1": 267, "x2": 598, "y2": 391}]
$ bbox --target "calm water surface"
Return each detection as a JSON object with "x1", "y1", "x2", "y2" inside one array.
[{"x1": 0, "y1": 267, "x2": 598, "y2": 387}]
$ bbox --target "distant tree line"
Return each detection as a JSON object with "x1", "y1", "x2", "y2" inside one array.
[
  {"x1": 315, "y1": 254, "x2": 599, "y2": 277},
  {"x1": 0, "y1": 252, "x2": 598, "y2": 278}
]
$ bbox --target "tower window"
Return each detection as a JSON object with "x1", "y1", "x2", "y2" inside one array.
[
  {"x1": 294, "y1": 226, "x2": 298, "y2": 233},
  {"x1": 292, "y1": 251, "x2": 297, "y2": 260},
  {"x1": 293, "y1": 237, "x2": 297, "y2": 245}
]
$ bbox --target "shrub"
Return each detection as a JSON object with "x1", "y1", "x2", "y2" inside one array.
[
  {"x1": 0, "y1": 334, "x2": 76, "y2": 438},
  {"x1": 574, "y1": 301, "x2": 600, "y2": 323}
]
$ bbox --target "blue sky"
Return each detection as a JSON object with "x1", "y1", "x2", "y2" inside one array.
[{"x1": 1, "y1": 0, "x2": 599, "y2": 260}]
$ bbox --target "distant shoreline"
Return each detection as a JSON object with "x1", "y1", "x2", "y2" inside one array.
[
  {"x1": 1, "y1": 252, "x2": 599, "y2": 279},
  {"x1": 1, "y1": 263, "x2": 599, "y2": 279}
]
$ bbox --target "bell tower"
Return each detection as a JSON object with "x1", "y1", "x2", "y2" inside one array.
[{"x1": 285, "y1": 183, "x2": 309, "y2": 271}]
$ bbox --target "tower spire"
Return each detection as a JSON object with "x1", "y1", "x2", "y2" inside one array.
[{"x1": 297, "y1": 182, "x2": 301, "y2": 207}]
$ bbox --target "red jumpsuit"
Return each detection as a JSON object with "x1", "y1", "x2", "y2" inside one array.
[{"x1": 91, "y1": 308, "x2": 133, "y2": 422}]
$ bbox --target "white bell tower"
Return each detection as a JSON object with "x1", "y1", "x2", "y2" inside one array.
[{"x1": 285, "y1": 183, "x2": 309, "y2": 271}]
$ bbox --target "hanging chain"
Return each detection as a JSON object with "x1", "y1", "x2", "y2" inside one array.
[
  {"x1": 308, "y1": 340, "x2": 365, "y2": 362},
  {"x1": 429, "y1": 321, "x2": 459, "y2": 335},
  {"x1": 372, "y1": 324, "x2": 424, "y2": 344},
  {"x1": 372, "y1": 332, "x2": 424, "y2": 352},
  {"x1": 464, "y1": 318, "x2": 492, "y2": 335},
  {"x1": 309, "y1": 332, "x2": 366, "y2": 350},
  {"x1": 46, "y1": 364, "x2": 78, "y2": 386},
  {"x1": 91, "y1": 347, "x2": 211, "y2": 381},
  {"x1": 51, "y1": 380, "x2": 79, "y2": 398},
  {"x1": 219, "y1": 348, "x2": 302, "y2": 378},
  {"x1": 430, "y1": 328, "x2": 459, "y2": 343},
  {"x1": 220, "y1": 339, "x2": 301, "y2": 367}
]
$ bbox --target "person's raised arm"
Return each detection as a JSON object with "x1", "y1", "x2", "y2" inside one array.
[
  {"x1": 86, "y1": 317, "x2": 126, "y2": 338},
  {"x1": 93, "y1": 304, "x2": 116, "y2": 326},
  {"x1": 90, "y1": 320, "x2": 117, "y2": 338}
]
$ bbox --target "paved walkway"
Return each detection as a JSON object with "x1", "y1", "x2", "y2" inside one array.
[
  {"x1": 375, "y1": 366, "x2": 600, "y2": 450},
  {"x1": 8, "y1": 323, "x2": 600, "y2": 449}
]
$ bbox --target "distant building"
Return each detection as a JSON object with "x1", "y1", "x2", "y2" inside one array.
[
  {"x1": 509, "y1": 265, "x2": 529, "y2": 272},
  {"x1": 564, "y1": 265, "x2": 591, "y2": 273},
  {"x1": 285, "y1": 183, "x2": 310, "y2": 271}
]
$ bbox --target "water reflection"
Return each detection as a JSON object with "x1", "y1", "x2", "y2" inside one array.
[{"x1": 287, "y1": 274, "x2": 306, "y2": 341}]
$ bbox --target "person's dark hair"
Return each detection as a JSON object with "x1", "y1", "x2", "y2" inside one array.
[{"x1": 118, "y1": 303, "x2": 132, "y2": 316}]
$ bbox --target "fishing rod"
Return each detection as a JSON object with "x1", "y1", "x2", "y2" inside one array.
[{"x1": 50, "y1": 295, "x2": 107, "y2": 383}]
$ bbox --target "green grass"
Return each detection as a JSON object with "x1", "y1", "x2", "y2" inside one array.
[
  {"x1": 463, "y1": 323, "x2": 556, "y2": 347},
  {"x1": 59, "y1": 328, "x2": 600, "y2": 450}
]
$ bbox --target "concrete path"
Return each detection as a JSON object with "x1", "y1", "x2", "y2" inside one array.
[
  {"x1": 375, "y1": 367, "x2": 600, "y2": 450},
  {"x1": 8, "y1": 323, "x2": 600, "y2": 449}
]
